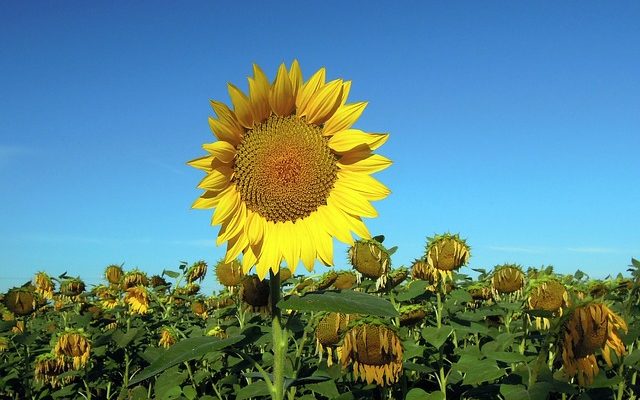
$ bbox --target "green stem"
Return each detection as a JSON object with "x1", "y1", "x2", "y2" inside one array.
[
  {"x1": 270, "y1": 270, "x2": 286, "y2": 400},
  {"x1": 436, "y1": 292, "x2": 442, "y2": 329}
]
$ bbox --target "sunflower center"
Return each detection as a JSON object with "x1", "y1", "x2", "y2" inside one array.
[{"x1": 234, "y1": 115, "x2": 338, "y2": 222}]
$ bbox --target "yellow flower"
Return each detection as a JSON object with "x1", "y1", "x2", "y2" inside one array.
[
  {"x1": 189, "y1": 61, "x2": 391, "y2": 279},
  {"x1": 191, "y1": 301, "x2": 208, "y2": 319},
  {"x1": 315, "y1": 312, "x2": 357, "y2": 366},
  {"x1": 124, "y1": 286, "x2": 150, "y2": 315},
  {"x1": 122, "y1": 270, "x2": 149, "y2": 289},
  {"x1": 35, "y1": 353, "x2": 72, "y2": 387},
  {"x1": 561, "y1": 303, "x2": 627, "y2": 386},
  {"x1": 34, "y1": 272, "x2": 55, "y2": 300},
  {"x1": 340, "y1": 322, "x2": 403, "y2": 386},
  {"x1": 158, "y1": 327, "x2": 177, "y2": 348},
  {"x1": 104, "y1": 264, "x2": 124, "y2": 285},
  {"x1": 54, "y1": 330, "x2": 91, "y2": 370},
  {"x1": 527, "y1": 279, "x2": 568, "y2": 330},
  {"x1": 206, "y1": 326, "x2": 227, "y2": 338},
  {"x1": 491, "y1": 264, "x2": 525, "y2": 299},
  {"x1": 424, "y1": 233, "x2": 470, "y2": 282}
]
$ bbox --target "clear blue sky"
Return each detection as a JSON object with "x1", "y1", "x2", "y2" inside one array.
[{"x1": 1, "y1": 1, "x2": 639, "y2": 293}]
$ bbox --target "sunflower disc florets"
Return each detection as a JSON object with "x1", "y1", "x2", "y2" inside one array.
[
  {"x1": 491, "y1": 264, "x2": 525, "y2": 299},
  {"x1": 53, "y1": 329, "x2": 91, "y2": 370},
  {"x1": 187, "y1": 260, "x2": 208, "y2": 283},
  {"x1": 424, "y1": 233, "x2": 470, "y2": 281},
  {"x1": 104, "y1": 264, "x2": 124, "y2": 285},
  {"x1": 340, "y1": 320, "x2": 403, "y2": 386},
  {"x1": 191, "y1": 301, "x2": 208, "y2": 319},
  {"x1": 150, "y1": 275, "x2": 169, "y2": 289},
  {"x1": 60, "y1": 278, "x2": 85, "y2": 300},
  {"x1": 349, "y1": 238, "x2": 391, "y2": 289},
  {"x1": 4, "y1": 287, "x2": 35, "y2": 316},
  {"x1": 561, "y1": 302, "x2": 627, "y2": 386}
]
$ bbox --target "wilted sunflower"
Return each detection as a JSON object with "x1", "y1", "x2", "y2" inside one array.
[
  {"x1": 4, "y1": 287, "x2": 35, "y2": 316},
  {"x1": 399, "y1": 305, "x2": 427, "y2": 327},
  {"x1": 34, "y1": 272, "x2": 55, "y2": 300},
  {"x1": 317, "y1": 271, "x2": 338, "y2": 290},
  {"x1": 215, "y1": 258, "x2": 245, "y2": 289},
  {"x1": 527, "y1": 278, "x2": 568, "y2": 329},
  {"x1": 122, "y1": 270, "x2": 149, "y2": 289},
  {"x1": 12, "y1": 320, "x2": 25, "y2": 334},
  {"x1": 158, "y1": 327, "x2": 178, "y2": 348},
  {"x1": 491, "y1": 264, "x2": 525, "y2": 299},
  {"x1": 191, "y1": 301, "x2": 208, "y2": 319},
  {"x1": 411, "y1": 258, "x2": 440, "y2": 290},
  {"x1": 333, "y1": 271, "x2": 358, "y2": 290},
  {"x1": 188, "y1": 61, "x2": 391, "y2": 279},
  {"x1": 340, "y1": 320, "x2": 403, "y2": 386},
  {"x1": 35, "y1": 353, "x2": 72, "y2": 387},
  {"x1": 241, "y1": 275, "x2": 270, "y2": 312},
  {"x1": 424, "y1": 233, "x2": 470, "y2": 282},
  {"x1": 104, "y1": 264, "x2": 124, "y2": 285},
  {"x1": 466, "y1": 282, "x2": 493, "y2": 309},
  {"x1": 380, "y1": 268, "x2": 408, "y2": 292},
  {"x1": 561, "y1": 302, "x2": 627, "y2": 386},
  {"x1": 186, "y1": 260, "x2": 208, "y2": 283},
  {"x1": 150, "y1": 275, "x2": 168, "y2": 289},
  {"x1": 54, "y1": 329, "x2": 91, "y2": 370},
  {"x1": 60, "y1": 278, "x2": 85, "y2": 300},
  {"x1": 349, "y1": 238, "x2": 391, "y2": 289},
  {"x1": 124, "y1": 286, "x2": 150, "y2": 315},
  {"x1": 0, "y1": 336, "x2": 8, "y2": 352},
  {"x1": 279, "y1": 267, "x2": 292, "y2": 282},
  {"x1": 315, "y1": 312, "x2": 357, "y2": 366}
]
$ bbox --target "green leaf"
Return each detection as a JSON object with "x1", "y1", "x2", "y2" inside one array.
[
  {"x1": 236, "y1": 381, "x2": 270, "y2": 400},
  {"x1": 182, "y1": 386, "x2": 197, "y2": 400},
  {"x1": 405, "y1": 388, "x2": 428, "y2": 400},
  {"x1": 112, "y1": 328, "x2": 140, "y2": 348},
  {"x1": 631, "y1": 258, "x2": 640, "y2": 268},
  {"x1": 485, "y1": 351, "x2": 528, "y2": 364},
  {"x1": 448, "y1": 289, "x2": 473, "y2": 303},
  {"x1": 463, "y1": 362, "x2": 505, "y2": 385},
  {"x1": 500, "y1": 384, "x2": 528, "y2": 400},
  {"x1": 624, "y1": 348, "x2": 640, "y2": 366},
  {"x1": 128, "y1": 335, "x2": 244, "y2": 386},
  {"x1": 278, "y1": 290, "x2": 398, "y2": 317},
  {"x1": 154, "y1": 367, "x2": 186, "y2": 400},
  {"x1": 162, "y1": 269, "x2": 180, "y2": 278},
  {"x1": 421, "y1": 326, "x2": 452, "y2": 349},
  {"x1": 307, "y1": 380, "x2": 339, "y2": 398},
  {"x1": 396, "y1": 280, "x2": 430, "y2": 302}
]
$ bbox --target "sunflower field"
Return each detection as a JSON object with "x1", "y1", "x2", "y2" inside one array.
[{"x1": 1, "y1": 236, "x2": 639, "y2": 400}]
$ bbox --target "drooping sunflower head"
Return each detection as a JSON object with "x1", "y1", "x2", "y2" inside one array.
[
  {"x1": 411, "y1": 258, "x2": 440, "y2": 286},
  {"x1": 527, "y1": 278, "x2": 568, "y2": 330},
  {"x1": 150, "y1": 275, "x2": 169, "y2": 289},
  {"x1": 34, "y1": 272, "x2": 55, "y2": 300},
  {"x1": 348, "y1": 238, "x2": 391, "y2": 289},
  {"x1": 186, "y1": 260, "x2": 208, "y2": 283},
  {"x1": 424, "y1": 233, "x2": 470, "y2": 281},
  {"x1": 382, "y1": 268, "x2": 409, "y2": 292},
  {"x1": 4, "y1": 287, "x2": 35, "y2": 316},
  {"x1": 0, "y1": 336, "x2": 9, "y2": 352},
  {"x1": 241, "y1": 275, "x2": 270, "y2": 312},
  {"x1": 317, "y1": 271, "x2": 338, "y2": 290},
  {"x1": 53, "y1": 329, "x2": 91, "y2": 370},
  {"x1": 314, "y1": 312, "x2": 358, "y2": 366},
  {"x1": 279, "y1": 267, "x2": 292, "y2": 282},
  {"x1": 184, "y1": 283, "x2": 200, "y2": 295},
  {"x1": 122, "y1": 270, "x2": 149, "y2": 290},
  {"x1": 124, "y1": 285, "x2": 150, "y2": 315},
  {"x1": 333, "y1": 271, "x2": 358, "y2": 290},
  {"x1": 104, "y1": 264, "x2": 124, "y2": 285},
  {"x1": 399, "y1": 305, "x2": 427, "y2": 327},
  {"x1": 191, "y1": 301, "x2": 208, "y2": 319},
  {"x1": 467, "y1": 282, "x2": 493, "y2": 303},
  {"x1": 587, "y1": 280, "x2": 610, "y2": 299},
  {"x1": 561, "y1": 302, "x2": 628, "y2": 386},
  {"x1": 60, "y1": 278, "x2": 85, "y2": 299},
  {"x1": 340, "y1": 319, "x2": 403, "y2": 386},
  {"x1": 158, "y1": 326, "x2": 178, "y2": 348},
  {"x1": 34, "y1": 353, "x2": 72, "y2": 387},
  {"x1": 491, "y1": 264, "x2": 525, "y2": 298},
  {"x1": 215, "y1": 258, "x2": 245, "y2": 288},
  {"x1": 188, "y1": 61, "x2": 391, "y2": 280}
]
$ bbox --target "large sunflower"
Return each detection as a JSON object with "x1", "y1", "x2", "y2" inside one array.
[{"x1": 189, "y1": 61, "x2": 391, "y2": 279}]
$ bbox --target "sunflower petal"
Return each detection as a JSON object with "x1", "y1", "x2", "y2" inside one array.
[
  {"x1": 202, "y1": 141, "x2": 236, "y2": 163},
  {"x1": 315, "y1": 205, "x2": 354, "y2": 246},
  {"x1": 212, "y1": 187, "x2": 240, "y2": 226},
  {"x1": 246, "y1": 210, "x2": 265, "y2": 245},
  {"x1": 296, "y1": 68, "x2": 326, "y2": 115},
  {"x1": 305, "y1": 79, "x2": 343, "y2": 124},
  {"x1": 329, "y1": 186, "x2": 378, "y2": 218},
  {"x1": 249, "y1": 64, "x2": 271, "y2": 123},
  {"x1": 336, "y1": 171, "x2": 391, "y2": 201},
  {"x1": 340, "y1": 81, "x2": 351, "y2": 106},
  {"x1": 192, "y1": 191, "x2": 222, "y2": 209},
  {"x1": 282, "y1": 220, "x2": 300, "y2": 273},
  {"x1": 269, "y1": 63, "x2": 295, "y2": 116},
  {"x1": 209, "y1": 101, "x2": 243, "y2": 144},
  {"x1": 225, "y1": 231, "x2": 248, "y2": 264},
  {"x1": 187, "y1": 155, "x2": 214, "y2": 172},
  {"x1": 289, "y1": 59, "x2": 303, "y2": 98},
  {"x1": 217, "y1": 202, "x2": 246, "y2": 245},
  {"x1": 328, "y1": 129, "x2": 389, "y2": 153},
  {"x1": 242, "y1": 246, "x2": 258, "y2": 274},
  {"x1": 298, "y1": 218, "x2": 316, "y2": 271},
  {"x1": 323, "y1": 102, "x2": 367, "y2": 136},
  {"x1": 227, "y1": 83, "x2": 254, "y2": 129},
  {"x1": 338, "y1": 153, "x2": 392, "y2": 174},
  {"x1": 197, "y1": 167, "x2": 233, "y2": 191}
]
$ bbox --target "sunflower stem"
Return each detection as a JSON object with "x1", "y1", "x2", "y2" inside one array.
[{"x1": 270, "y1": 270, "x2": 286, "y2": 400}]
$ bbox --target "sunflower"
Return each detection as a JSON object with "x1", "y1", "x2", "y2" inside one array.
[
  {"x1": 215, "y1": 258, "x2": 245, "y2": 289},
  {"x1": 466, "y1": 282, "x2": 493, "y2": 309},
  {"x1": 150, "y1": 275, "x2": 169, "y2": 289},
  {"x1": 122, "y1": 270, "x2": 149, "y2": 289},
  {"x1": 561, "y1": 302, "x2": 627, "y2": 386},
  {"x1": 188, "y1": 61, "x2": 391, "y2": 279},
  {"x1": 186, "y1": 260, "x2": 208, "y2": 283},
  {"x1": 104, "y1": 264, "x2": 124, "y2": 285},
  {"x1": 0, "y1": 336, "x2": 8, "y2": 352},
  {"x1": 34, "y1": 272, "x2": 55, "y2": 300},
  {"x1": 424, "y1": 233, "x2": 470, "y2": 282},
  {"x1": 399, "y1": 305, "x2": 427, "y2": 327},
  {"x1": 159, "y1": 327, "x2": 178, "y2": 348},
  {"x1": 241, "y1": 275, "x2": 270, "y2": 312},
  {"x1": 333, "y1": 271, "x2": 358, "y2": 290},
  {"x1": 410, "y1": 258, "x2": 440, "y2": 291},
  {"x1": 4, "y1": 287, "x2": 35, "y2": 316},
  {"x1": 340, "y1": 320, "x2": 403, "y2": 386},
  {"x1": 381, "y1": 268, "x2": 408, "y2": 292},
  {"x1": 124, "y1": 286, "x2": 150, "y2": 315},
  {"x1": 35, "y1": 353, "x2": 72, "y2": 387},
  {"x1": 317, "y1": 271, "x2": 339, "y2": 290},
  {"x1": 206, "y1": 326, "x2": 227, "y2": 339},
  {"x1": 315, "y1": 312, "x2": 357, "y2": 366},
  {"x1": 191, "y1": 301, "x2": 208, "y2": 319},
  {"x1": 279, "y1": 267, "x2": 292, "y2": 282},
  {"x1": 349, "y1": 238, "x2": 391, "y2": 289},
  {"x1": 54, "y1": 329, "x2": 91, "y2": 370},
  {"x1": 60, "y1": 278, "x2": 85, "y2": 300},
  {"x1": 527, "y1": 278, "x2": 568, "y2": 330},
  {"x1": 491, "y1": 264, "x2": 525, "y2": 299}
]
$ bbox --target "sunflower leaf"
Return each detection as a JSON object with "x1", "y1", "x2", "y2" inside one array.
[{"x1": 278, "y1": 290, "x2": 398, "y2": 317}]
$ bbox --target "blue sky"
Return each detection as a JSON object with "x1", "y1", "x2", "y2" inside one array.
[{"x1": 1, "y1": 1, "x2": 638, "y2": 293}]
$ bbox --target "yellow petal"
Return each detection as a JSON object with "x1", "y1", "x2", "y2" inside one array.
[
  {"x1": 282, "y1": 220, "x2": 300, "y2": 273},
  {"x1": 208, "y1": 116, "x2": 241, "y2": 146},
  {"x1": 336, "y1": 171, "x2": 391, "y2": 201},
  {"x1": 246, "y1": 210, "x2": 265, "y2": 245},
  {"x1": 297, "y1": 218, "x2": 316, "y2": 271},
  {"x1": 212, "y1": 187, "x2": 240, "y2": 226},
  {"x1": 257, "y1": 222, "x2": 281, "y2": 278},
  {"x1": 315, "y1": 205, "x2": 354, "y2": 246},
  {"x1": 328, "y1": 129, "x2": 389, "y2": 153},
  {"x1": 342, "y1": 212, "x2": 371, "y2": 240},
  {"x1": 307, "y1": 219, "x2": 333, "y2": 266},
  {"x1": 329, "y1": 186, "x2": 378, "y2": 218},
  {"x1": 340, "y1": 81, "x2": 351, "y2": 106},
  {"x1": 249, "y1": 64, "x2": 270, "y2": 123},
  {"x1": 202, "y1": 141, "x2": 236, "y2": 163},
  {"x1": 269, "y1": 63, "x2": 295, "y2": 116},
  {"x1": 296, "y1": 68, "x2": 326, "y2": 115},
  {"x1": 323, "y1": 102, "x2": 367, "y2": 136},
  {"x1": 187, "y1": 155, "x2": 213, "y2": 172},
  {"x1": 305, "y1": 79, "x2": 343, "y2": 124},
  {"x1": 217, "y1": 201, "x2": 246, "y2": 245},
  {"x1": 227, "y1": 83, "x2": 254, "y2": 129},
  {"x1": 191, "y1": 191, "x2": 223, "y2": 209},
  {"x1": 338, "y1": 153, "x2": 392, "y2": 174},
  {"x1": 225, "y1": 232, "x2": 248, "y2": 264},
  {"x1": 288, "y1": 59, "x2": 303, "y2": 98},
  {"x1": 197, "y1": 167, "x2": 233, "y2": 191},
  {"x1": 242, "y1": 246, "x2": 258, "y2": 274},
  {"x1": 209, "y1": 101, "x2": 243, "y2": 144}
]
